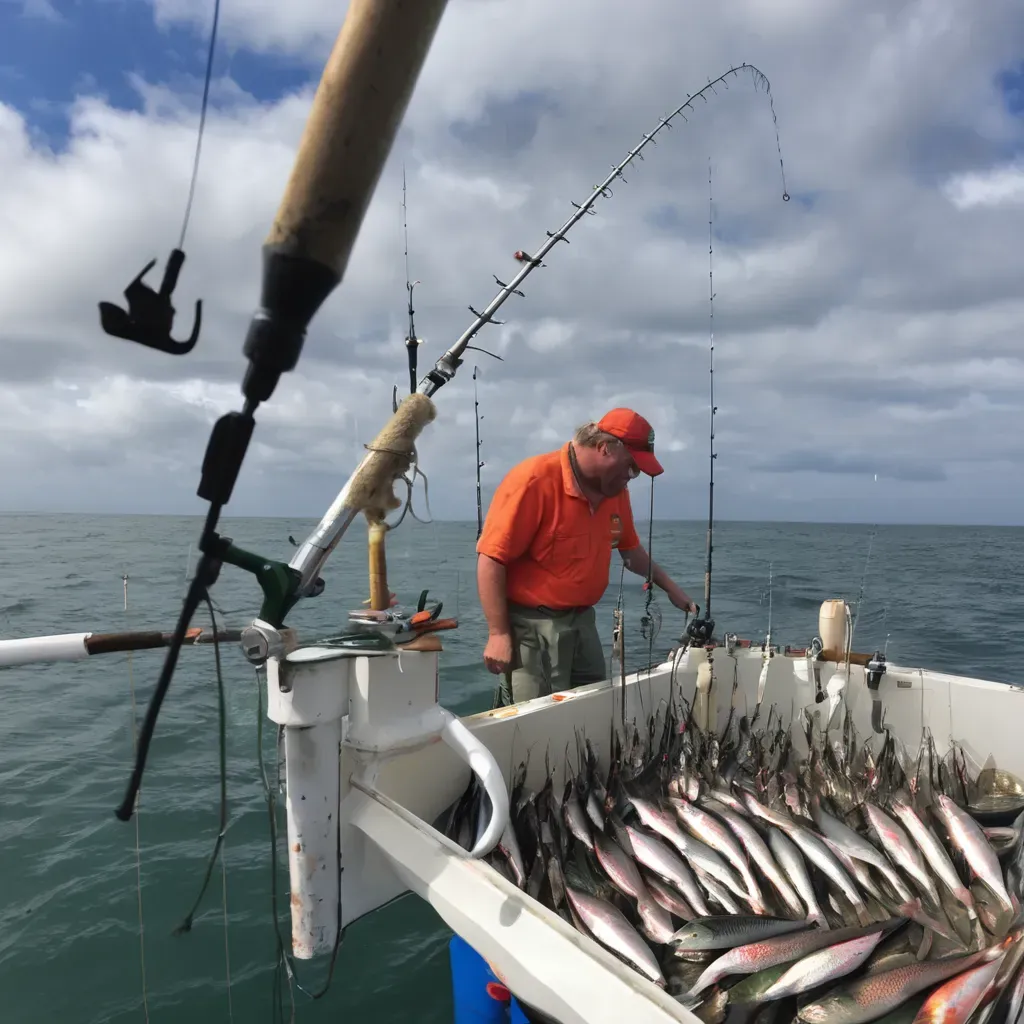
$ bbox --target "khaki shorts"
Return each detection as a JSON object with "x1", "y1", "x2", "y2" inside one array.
[{"x1": 493, "y1": 603, "x2": 607, "y2": 707}]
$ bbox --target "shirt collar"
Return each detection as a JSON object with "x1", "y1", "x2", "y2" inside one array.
[{"x1": 560, "y1": 442, "x2": 585, "y2": 499}]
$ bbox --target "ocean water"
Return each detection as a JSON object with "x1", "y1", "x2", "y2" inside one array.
[{"x1": 1, "y1": 514, "x2": 1022, "y2": 1023}]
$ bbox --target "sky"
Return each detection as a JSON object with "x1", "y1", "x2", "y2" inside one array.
[{"x1": 1, "y1": 0, "x2": 1023, "y2": 526}]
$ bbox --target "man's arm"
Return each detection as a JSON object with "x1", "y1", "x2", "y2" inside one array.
[
  {"x1": 619, "y1": 544, "x2": 697, "y2": 613},
  {"x1": 478, "y1": 554, "x2": 510, "y2": 637},
  {"x1": 475, "y1": 468, "x2": 544, "y2": 674}
]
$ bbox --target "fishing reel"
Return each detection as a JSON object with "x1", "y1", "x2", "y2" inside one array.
[{"x1": 685, "y1": 605, "x2": 715, "y2": 646}]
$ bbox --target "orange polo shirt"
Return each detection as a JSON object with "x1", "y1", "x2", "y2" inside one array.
[{"x1": 476, "y1": 443, "x2": 641, "y2": 610}]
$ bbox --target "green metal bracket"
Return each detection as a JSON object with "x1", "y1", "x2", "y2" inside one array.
[{"x1": 220, "y1": 541, "x2": 302, "y2": 629}]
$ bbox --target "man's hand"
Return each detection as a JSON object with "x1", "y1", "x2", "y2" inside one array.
[
  {"x1": 483, "y1": 632, "x2": 514, "y2": 674},
  {"x1": 668, "y1": 588, "x2": 698, "y2": 615}
]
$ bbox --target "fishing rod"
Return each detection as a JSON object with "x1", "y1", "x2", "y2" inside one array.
[
  {"x1": 473, "y1": 365, "x2": 484, "y2": 539},
  {"x1": 402, "y1": 166, "x2": 422, "y2": 395},
  {"x1": 686, "y1": 159, "x2": 719, "y2": 647},
  {"x1": 106, "y1": 0, "x2": 452, "y2": 823},
  {"x1": 417, "y1": 63, "x2": 789, "y2": 398}
]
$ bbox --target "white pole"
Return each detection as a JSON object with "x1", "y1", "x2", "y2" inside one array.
[{"x1": 0, "y1": 633, "x2": 91, "y2": 668}]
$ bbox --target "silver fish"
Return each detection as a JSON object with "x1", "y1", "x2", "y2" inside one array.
[
  {"x1": 814, "y1": 802, "x2": 914, "y2": 904},
  {"x1": 769, "y1": 825, "x2": 826, "y2": 926},
  {"x1": 760, "y1": 929, "x2": 885, "y2": 1000},
  {"x1": 934, "y1": 794, "x2": 1015, "y2": 916},
  {"x1": 629, "y1": 797, "x2": 748, "y2": 902},
  {"x1": 787, "y1": 825, "x2": 872, "y2": 926},
  {"x1": 563, "y1": 786, "x2": 593, "y2": 852},
  {"x1": 697, "y1": 868, "x2": 745, "y2": 915},
  {"x1": 890, "y1": 797, "x2": 976, "y2": 914},
  {"x1": 625, "y1": 824, "x2": 711, "y2": 916},
  {"x1": 564, "y1": 885, "x2": 665, "y2": 987},
  {"x1": 821, "y1": 835, "x2": 889, "y2": 906},
  {"x1": 704, "y1": 797, "x2": 807, "y2": 918},
  {"x1": 671, "y1": 796, "x2": 767, "y2": 913},
  {"x1": 592, "y1": 830, "x2": 644, "y2": 901},
  {"x1": 637, "y1": 891, "x2": 676, "y2": 945},
  {"x1": 706, "y1": 785, "x2": 749, "y2": 816},
  {"x1": 690, "y1": 920, "x2": 895, "y2": 997},
  {"x1": 497, "y1": 819, "x2": 526, "y2": 888},
  {"x1": 862, "y1": 802, "x2": 941, "y2": 910},
  {"x1": 642, "y1": 870, "x2": 696, "y2": 920}
]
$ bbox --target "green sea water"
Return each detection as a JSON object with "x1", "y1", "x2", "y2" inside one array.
[{"x1": 1, "y1": 514, "x2": 1022, "y2": 1023}]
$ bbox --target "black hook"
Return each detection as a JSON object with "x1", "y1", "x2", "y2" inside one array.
[{"x1": 99, "y1": 248, "x2": 202, "y2": 355}]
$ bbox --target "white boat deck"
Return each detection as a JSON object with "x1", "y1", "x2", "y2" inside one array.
[{"x1": 261, "y1": 621, "x2": 1024, "y2": 1024}]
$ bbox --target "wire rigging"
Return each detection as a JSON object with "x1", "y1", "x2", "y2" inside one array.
[
  {"x1": 178, "y1": 0, "x2": 222, "y2": 250},
  {"x1": 123, "y1": 574, "x2": 151, "y2": 1024}
]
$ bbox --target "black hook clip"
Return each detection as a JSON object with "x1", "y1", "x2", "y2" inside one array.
[{"x1": 99, "y1": 249, "x2": 202, "y2": 355}]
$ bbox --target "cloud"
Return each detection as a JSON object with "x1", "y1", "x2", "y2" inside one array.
[
  {"x1": 943, "y1": 160, "x2": 1024, "y2": 209},
  {"x1": 0, "y1": 0, "x2": 1023, "y2": 527}
]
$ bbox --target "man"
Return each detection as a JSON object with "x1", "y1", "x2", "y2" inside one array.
[{"x1": 476, "y1": 407, "x2": 697, "y2": 707}]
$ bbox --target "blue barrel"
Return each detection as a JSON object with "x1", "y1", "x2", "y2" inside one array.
[{"x1": 449, "y1": 934, "x2": 531, "y2": 1024}]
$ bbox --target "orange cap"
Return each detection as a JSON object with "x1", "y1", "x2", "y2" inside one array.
[{"x1": 597, "y1": 408, "x2": 664, "y2": 477}]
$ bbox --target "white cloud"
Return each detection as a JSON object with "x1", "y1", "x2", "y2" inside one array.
[
  {"x1": 944, "y1": 161, "x2": 1024, "y2": 209},
  {"x1": 1, "y1": 0, "x2": 1024, "y2": 526}
]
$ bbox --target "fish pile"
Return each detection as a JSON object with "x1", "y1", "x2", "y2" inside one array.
[{"x1": 443, "y1": 701, "x2": 1024, "y2": 1024}]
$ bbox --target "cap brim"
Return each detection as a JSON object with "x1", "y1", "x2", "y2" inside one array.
[{"x1": 631, "y1": 448, "x2": 664, "y2": 477}]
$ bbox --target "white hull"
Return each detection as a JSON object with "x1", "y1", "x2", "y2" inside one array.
[{"x1": 265, "y1": 629, "x2": 1024, "y2": 1024}]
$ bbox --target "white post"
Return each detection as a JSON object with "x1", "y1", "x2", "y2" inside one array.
[{"x1": 265, "y1": 647, "x2": 354, "y2": 960}]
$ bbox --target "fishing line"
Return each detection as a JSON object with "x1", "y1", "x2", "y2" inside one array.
[
  {"x1": 640, "y1": 476, "x2": 657, "y2": 715},
  {"x1": 178, "y1": 0, "x2": 222, "y2": 250},
  {"x1": 611, "y1": 562, "x2": 626, "y2": 732},
  {"x1": 252, "y1": 664, "x2": 345, "y2": 1019},
  {"x1": 849, "y1": 524, "x2": 877, "y2": 658},
  {"x1": 123, "y1": 574, "x2": 151, "y2": 1024},
  {"x1": 173, "y1": 590, "x2": 229, "y2": 937},
  {"x1": 221, "y1": 841, "x2": 234, "y2": 1023},
  {"x1": 254, "y1": 668, "x2": 296, "y2": 1024}
]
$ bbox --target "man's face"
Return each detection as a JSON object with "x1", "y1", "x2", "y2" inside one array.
[{"x1": 596, "y1": 438, "x2": 641, "y2": 495}]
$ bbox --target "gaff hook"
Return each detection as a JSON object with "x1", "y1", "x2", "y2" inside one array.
[{"x1": 98, "y1": 248, "x2": 202, "y2": 355}]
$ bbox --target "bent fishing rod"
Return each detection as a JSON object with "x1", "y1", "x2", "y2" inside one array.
[{"x1": 104, "y1": 49, "x2": 790, "y2": 822}]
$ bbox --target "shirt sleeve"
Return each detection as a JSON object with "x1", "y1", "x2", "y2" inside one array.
[
  {"x1": 616, "y1": 491, "x2": 641, "y2": 552},
  {"x1": 476, "y1": 466, "x2": 546, "y2": 563}
]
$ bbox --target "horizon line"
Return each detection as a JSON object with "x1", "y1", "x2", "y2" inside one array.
[{"x1": 0, "y1": 509, "x2": 1021, "y2": 529}]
